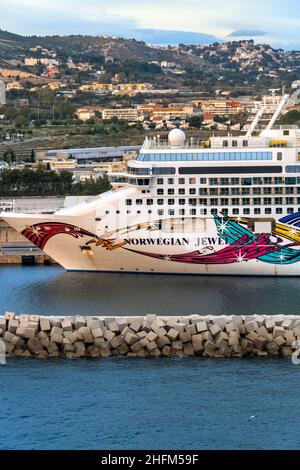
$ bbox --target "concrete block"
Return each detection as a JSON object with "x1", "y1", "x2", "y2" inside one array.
[
  {"x1": 281, "y1": 347, "x2": 293, "y2": 357},
  {"x1": 192, "y1": 335, "x2": 203, "y2": 353},
  {"x1": 117, "y1": 343, "x2": 129, "y2": 355},
  {"x1": 274, "y1": 336, "x2": 286, "y2": 347},
  {"x1": 173, "y1": 323, "x2": 187, "y2": 333},
  {"x1": 108, "y1": 320, "x2": 120, "y2": 333},
  {"x1": 205, "y1": 340, "x2": 217, "y2": 351},
  {"x1": 4, "y1": 311, "x2": 15, "y2": 321},
  {"x1": 23, "y1": 327, "x2": 36, "y2": 339},
  {"x1": 241, "y1": 339, "x2": 254, "y2": 353},
  {"x1": 92, "y1": 327, "x2": 104, "y2": 339},
  {"x1": 256, "y1": 326, "x2": 269, "y2": 339},
  {"x1": 125, "y1": 332, "x2": 139, "y2": 345},
  {"x1": 150, "y1": 348, "x2": 161, "y2": 357},
  {"x1": 100, "y1": 343, "x2": 112, "y2": 358},
  {"x1": 4, "y1": 331, "x2": 15, "y2": 343},
  {"x1": 179, "y1": 332, "x2": 192, "y2": 343},
  {"x1": 27, "y1": 338, "x2": 44, "y2": 355},
  {"x1": 47, "y1": 342, "x2": 59, "y2": 355},
  {"x1": 146, "y1": 331, "x2": 158, "y2": 342},
  {"x1": 196, "y1": 321, "x2": 208, "y2": 333},
  {"x1": 40, "y1": 318, "x2": 51, "y2": 332},
  {"x1": 167, "y1": 328, "x2": 179, "y2": 341},
  {"x1": 8, "y1": 319, "x2": 19, "y2": 334},
  {"x1": 0, "y1": 318, "x2": 6, "y2": 332},
  {"x1": 166, "y1": 318, "x2": 179, "y2": 329},
  {"x1": 210, "y1": 323, "x2": 222, "y2": 337},
  {"x1": 51, "y1": 334, "x2": 63, "y2": 344},
  {"x1": 104, "y1": 330, "x2": 115, "y2": 342},
  {"x1": 151, "y1": 319, "x2": 166, "y2": 334},
  {"x1": 186, "y1": 324, "x2": 197, "y2": 336},
  {"x1": 88, "y1": 319, "x2": 101, "y2": 330},
  {"x1": 144, "y1": 314, "x2": 157, "y2": 330},
  {"x1": 75, "y1": 317, "x2": 86, "y2": 329},
  {"x1": 275, "y1": 316, "x2": 285, "y2": 325},
  {"x1": 74, "y1": 341, "x2": 86, "y2": 357},
  {"x1": 228, "y1": 332, "x2": 240, "y2": 347},
  {"x1": 130, "y1": 318, "x2": 144, "y2": 333},
  {"x1": 137, "y1": 330, "x2": 147, "y2": 339},
  {"x1": 51, "y1": 326, "x2": 63, "y2": 337},
  {"x1": 63, "y1": 343, "x2": 76, "y2": 353},
  {"x1": 146, "y1": 341, "x2": 158, "y2": 352},
  {"x1": 245, "y1": 321, "x2": 259, "y2": 333},
  {"x1": 29, "y1": 315, "x2": 40, "y2": 322},
  {"x1": 19, "y1": 315, "x2": 29, "y2": 322},
  {"x1": 172, "y1": 341, "x2": 183, "y2": 351},
  {"x1": 246, "y1": 331, "x2": 258, "y2": 342},
  {"x1": 110, "y1": 335, "x2": 125, "y2": 349},
  {"x1": 131, "y1": 340, "x2": 144, "y2": 352},
  {"x1": 284, "y1": 331, "x2": 295, "y2": 346},
  {"x1": 162, "y1": 346, "x2": 172, "y2": 357},
  {"x1": 62, "y1": 319, "x2": 73, "y2": 332},
  {"x1": 281, "y1": 319, "x2": 294, "y2": 329},
  {"x1": 265, "y1": 319, "x2": 276, "y2": 332},
  {"x1": 273, "y1": 326, "x2": 285, "y2": 338},
  {"x1": 50, "y1": 318, "x2": 62, "y2": 327},
  {"x1": 254, "y1": 336, "x2": 268, "y2": 351},
  {"x1": 87, "y1": 345, "x2": 100, "y2": 357},
  {"x1": 212, "y1": 318, "x2": 226, "y2": 330},
  {"x1": 225, "y1": 322, "x2": 237, "y2": 333},
  {"x1": 63, "y1": 331, "x2": 78, "y2": 343},
  {"x1": 156, "y1": 336, "x2": 171, "y2": 348},
  {"x1": 239, "y1": 324, "x2": 246, "y2": 335},
  {"x1": 183, "y1": 342, "x2": 194, "y2": 356}
]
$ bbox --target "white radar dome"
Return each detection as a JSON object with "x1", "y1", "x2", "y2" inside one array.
[{"x1": 168, "y1": 128, "x2": 186, "y2": 146}]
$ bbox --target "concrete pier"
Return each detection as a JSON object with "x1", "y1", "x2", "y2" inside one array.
[{"x1": 1, "y1": 312, "x2": 300, "y2": 359}]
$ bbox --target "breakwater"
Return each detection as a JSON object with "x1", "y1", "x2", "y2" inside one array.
[{"x1": 1, "y1": 312, "x2": 300, "y2": 359}]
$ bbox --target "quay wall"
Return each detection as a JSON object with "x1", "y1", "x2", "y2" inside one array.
[{"x1": 1, "y1": 312, "x2": 300, "y2": 359}]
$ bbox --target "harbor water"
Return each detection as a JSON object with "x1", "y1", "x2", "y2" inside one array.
[
  {"x1": 1, "y1": 265, "x2": 300, "y2": 450},
  {"x1": 1, "y1": 357, "x2": 300, "y2": 450},
  {"x1": 1, "y1": 265, "x2": 300, "y2": 316}
]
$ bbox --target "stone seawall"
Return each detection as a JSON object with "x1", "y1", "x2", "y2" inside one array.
[{"x1": 1, "y1": 312, "x2": 300, "y2": 359}]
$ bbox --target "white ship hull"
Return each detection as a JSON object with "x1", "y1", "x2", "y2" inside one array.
[{"x1": 3, "y1": 210, "x2": 300, "y2": 276}]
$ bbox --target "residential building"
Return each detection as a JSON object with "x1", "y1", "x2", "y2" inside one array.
[
  {"x1": 102, "y1": 108, "x2": 142, "y2": 122},
  {"x1": 197, "y1": 99, "x2": 243, "y2": 116}
]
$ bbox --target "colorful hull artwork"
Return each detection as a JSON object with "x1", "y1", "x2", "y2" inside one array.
[{"x1": 21, "y1": 213, "x2": 300, "y2": 267}]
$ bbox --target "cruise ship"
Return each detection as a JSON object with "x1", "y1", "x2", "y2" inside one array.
[{"x1": 3, "y1": 89, "x2": 300, "y2": 276}]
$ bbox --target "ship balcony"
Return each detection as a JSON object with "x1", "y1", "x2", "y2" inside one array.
[{"x1": 108, "y1": 171, "x2": 152, "y2": 188}]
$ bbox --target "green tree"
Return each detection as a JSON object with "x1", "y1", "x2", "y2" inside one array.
[
  {"x1": 30, "y1": 149, "x2": 35, "y2": 163},
  {"x1": 3, "y1": 149, "x2": 16, "y2": 165}
]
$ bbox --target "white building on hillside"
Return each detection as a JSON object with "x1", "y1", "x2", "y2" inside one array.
[{"x1": 0, "y1": 81, "x2": 6, "y2": 105}]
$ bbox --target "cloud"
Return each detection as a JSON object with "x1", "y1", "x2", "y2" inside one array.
[
  {"x1": 229, "y1": 29, "x2": 267, "y2": 37},
  {"x1": 131, "y1": 29, "x2": 217, "y2": 45}
]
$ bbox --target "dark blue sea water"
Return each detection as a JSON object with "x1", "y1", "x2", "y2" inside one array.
[
  {"x1": 1, "y1": 265, "x2": 300, "y2": 450},
  {"x1": 1, "y1": 265, "x2": 300, "y2": 316},
  {"x1": 1, "y1": 357, "x2": 300, "y2": 450}
]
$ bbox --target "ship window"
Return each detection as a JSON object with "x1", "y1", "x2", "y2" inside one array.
[
  {"x1": 116, "y1": 210, "x2": 120, "y2": 214},
  {"x1": 152, "y1": 167, "x2": 176, "y2": 175},
  {"x1": 147, "y1": 199, "x2": 154, "y2": 205},
  {"x1": 199, "y1": 199, "x2": 207, "y2": 206},
  {"x1": 211, "y1": 209, "x2": 218, "y2": 215},
  {"x1": 286, "y1": 177, "x2": 296, "y2": 184},
  {"x1": 168, "y1": 210, "x2": 175, "y2": 216},
  {"x1": 179, "y1": 178, "x2": 185, "y2": 184},
  {"x1": 232, "y1": 198, "x2": 240, "y2": 206},
  {"x1": 200, "y1": 178, "x2": 207, "y2": 184},
  {"x1": 231, "y1": 178, "x2": 239, "y2": 185},
  {"x1": 189, "y1": 188, "x2": 196, "y2": 195},
  {"x1": 189, "y1": 178, "x2": 196, "y2": 184},
  {"x1": 200, "y1": 209, "x2": 207, "y2": 215},
  {"x1": 137, "y1": 211, "x2": 141, "y2": 215},
  {"x1": 243, "y1": 209, "x2": 250, "y2": 215},
  {"x1": 286, "y1": 197, "x2": 294, "y2": 204},
  {"x1": 288, "y1": 208, "x2": 294, "y2": 214},
  {"x1": 168, "y1": 178, "x2": 174, "y2": 185},
  {"x1": 265, "y1": 208, "x2": 272, "y2": 214},
  {"x1": 136, "y1": 199, "x2": 143, "y2": 205},
  {"x1": 254, "y1": 208, "x2": 261, "y2": 215},
  {"x1": 210, "y1": 198, "x2": 218, "y2": 206},
  {"x1": 221, "y1": 198, "x2": 229, "y2": 206},
  {"x1": 189, "y1": 198, "x2": 197, "y2": 206},
  {"x1": 243, "y1": 140, "x2": 248, "y2": 147},
  {"x1": 232, "y1": 140, "x2": 238, "y2": 147},
  {"x1": 127, "y1": 210, "x2": 131, "y2": 214},
  {"x1": 179, "y1": 166, "x2": 282, "y2": 174},
  {"x1": 158, "y1": 210, "x2": 164, "y2": 216},
  {"x1": 276, "y1": 208, "x2": 283, "y2": 214},
  {"x1": 157, "y1": 199, "x2": 164, "y2": 205},
  {"x1": 125, "y1": 199, "x2": 132, "y2": 206},
  {"x1": 242, "y1": 178, "x2": 252, "y2": 186},
  {"x1": 233, "y1": 209, "x2": 239, "y2": 215},
  {"x1": 179, "y1": 188, "x2": 185, "y2": 195},
  {"x1": 157, "y1": 178, "x2": 164, "y2": 185},
  {"x1": 179, "y1": 209, "x2": 185, "y2": 216},
  {"x1": 148, "y1": 210, "x2": 152, "y2": 214},
  {"x1": 283, "y1": 130, "x2": 290, "y2": 136},
  {"x1": 190, "y1": 209, "x2": 197, "y2": 215},
  {"x1": 179, "y1": 199, "x2": 186, "y2": 205},
  {"x1": 222, "y1": 209, "x2": 229, "y2": 215},
  {"x1": 277, "y1": 152, "x2": 283, "y2": 161},
  {"x1": 264, "y1": 198, "x2": 272, "y2": 205},
  {"x1": 223, "y1": 141, "x2": 229, "y2": 147},
  {"x1": 168, "y1": 199, "x2": 175, "y2": 205},
  {"x1": 168, "y1": 189, "x2": 175, "y2": 195},
  {"x1": 264, "y1": 178, "x2": 272, "y2": 185},
  {"x1": 264, "y1": 188, "x2": 272, "y2": 195},
  {"x1": 105, "y1": 211, "x2": 110, "y2": 214},
  {"x1": 157, "y1": 189, "x2": 164, "y2": 195},
  {"x1": 199, "y1": 188, "x2": 208, "y2": 196}
]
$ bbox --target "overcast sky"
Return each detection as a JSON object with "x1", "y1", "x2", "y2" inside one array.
[{"x1": 1, "y1": 0, "x2": 300, "y2": 49}]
